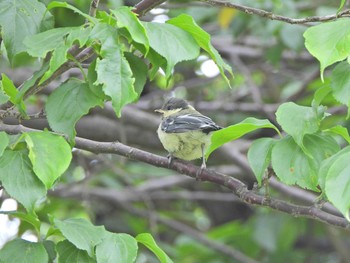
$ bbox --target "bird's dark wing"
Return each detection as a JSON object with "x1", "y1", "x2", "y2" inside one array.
[{"x1": 161, "y1": 114, "x2": 222, "y2": 134}]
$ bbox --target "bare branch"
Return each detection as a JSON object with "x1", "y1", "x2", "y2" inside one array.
[
  {"x1": 269, "y1": 177, "x2": 342, "y2": 217},
  {"x1": 198, "y1": 0, "x2": 350, "y2": 24},
  {"x1": 1, "y1": 123, "x2": 349, "y2": 228},
  {"x1": 88, "y1": 0, "x2": 100, "y2": 17},
  {"x1": 133, "y1": 0, "x2": 167, "y2": 16}
]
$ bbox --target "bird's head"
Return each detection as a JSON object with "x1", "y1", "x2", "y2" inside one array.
[{"x1": 155, "y1": 98, "x2": 192, "y2": 117}]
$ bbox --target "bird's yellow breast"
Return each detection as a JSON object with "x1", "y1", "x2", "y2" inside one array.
[{"x1": 157, "y1": 125, "x2": 212, "y2": 161}]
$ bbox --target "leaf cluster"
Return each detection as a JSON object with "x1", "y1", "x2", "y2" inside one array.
[{"x1": 1, "y1": 0, "x2": 350, "y2": 262}]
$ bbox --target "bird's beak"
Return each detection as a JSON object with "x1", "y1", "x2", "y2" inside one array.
[{"x1": 155, "y1": 109, "x2": 165, "y2": 114}]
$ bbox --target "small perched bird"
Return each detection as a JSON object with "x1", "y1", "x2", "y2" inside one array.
[{"x1": 155, "y1": 97, "x2": 222, "y2": 169}]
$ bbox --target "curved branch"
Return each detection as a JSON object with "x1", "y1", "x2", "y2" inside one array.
[
  {"x1": 133, "y1": 0, "x2": 167, "y2": 17},
  {"x1": 198, "y1": 0, "x2": 350, "y2": 24},
  {"x1": 0, "y1": 123, "x2": 348, "y2": 229}
]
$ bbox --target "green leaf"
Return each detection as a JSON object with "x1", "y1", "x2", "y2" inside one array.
[
  {"x1": 40, "y1": 26, "x2": 92, "y2": 84},
  {"x1": 330, "y1": 61, "x2": 350, "y2": 117},
  {"x1": 46, "y1": 46, "x2": 69, "y2": 83},
  {"x1": 304, "y1": 19, "x2": 350, "y2": 81},
  {"x1": 318, "y1": 145, "x2": 350, "y2": 190},
  {"x1": 304, "y1": 133, "x2": 339, "y2": 164},
  {"x1": 145, "y1": 48, "x2": 167, "y2": 80},
  {"x1": 43, "y1": 240, "x2": 57, "y2": 262},
  {"x1": 0, "y1": 149, "x2": 46, "y2": 212},
  {"x1": 1, "y1": 74, "x2": 27, "y2": 116},
  {"x1": 0, "y1": 211, "x2": 41, "y2": 232},
  {"x1": 0, "y1": 239, "x2": 49, "y2": 263},
  {"x1": 111, "y1": 7, "x2": 149, "y2": 53},
  {"x1": 275, "y1": 102, "x2": 320, "y2": 154},
  {"x1": 24, "y1": 130, "x2": 72, "y2": 189},
  {"x1": 1, "y1": 74, "x2": 20, "y2": 105},
  {"x1": 24, "y1": 27, "x2": 74, "y2": 58},
  {"x1": 24, "y1": 26, "x2": 90, "y2": 85},
  {"x1": 56, "y1": 240, "x2": 95, "y2": 263},
  {"x1": 46, "y1": 79, "x2": 104, "y2": 142},
  {"x1": 325, "y1": 125, "x2": 350, "y2": 144},
  {"x1": 54, "y1": 218, "x2": 106, "y2": 257},
  {"x1": 271, "y1": 135, "x2": 339, "y2": 191},
  {"x1": 87, "y1": 60, "x2": 106, "y2": 99},
  {"x1": 325, "y1": 151, "x2": 350, "y2": 220},
  {"x1": 247, "y1": 138, "x2": 275, "y2": 186},
  {"x1": 0, "y1": 0, "x2": 53, "y2": 64},
  {"x1": 312, "y1": 84, "x2": 331, "y2": 107},
  {"x1": 167, "y1": 14, "x2": 233, "y2": 86},
  {"x1": 124, "y1": 52, "x2": 148, "y2": 99},
  {"x1": 67, "y1": 25, "x2": 91, "y2": 46},
  {"x1": 271, "y1": 136, "x2": 317, "y2": 190},
  {"x1": 142, "y1": 22, "x2": 200, "y2": 78},
  {"x1": 338, "y1": 0, "x2": 346, "y2": 13},
  {"x1": 47, "y1": 1, "x2": 98, "y2": 24},
  {"x1": 0, "y1": 87, "x2": 10, "y2": 104},
  {"x1": 136, "y1": 233, "x2": 173, "y2": 263},
  {"x1": 0, "y1": 131, "x2": 9, "y2": 158},
  {"x1": 91, "y1": 23, "x2": 137, "y2": 117},
  {"x1": 206, "y1": 117, "x2": 280, "y2": 158},
  {"x1": 96, "y1": 233, "x2": 138, "y2": 263}
]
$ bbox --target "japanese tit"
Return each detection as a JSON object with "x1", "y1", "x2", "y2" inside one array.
[{"x1": 155, "y1": 97, "x2": 222, "y2": 169}]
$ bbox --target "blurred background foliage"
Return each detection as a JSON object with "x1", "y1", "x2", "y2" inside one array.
[{"x1": 1, "y1": 0, "x2": 350, "y2": 262}]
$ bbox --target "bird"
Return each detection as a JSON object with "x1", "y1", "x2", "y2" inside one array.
[{"x1": 155, "y1": 97, "x2": 222, "y2": 171}]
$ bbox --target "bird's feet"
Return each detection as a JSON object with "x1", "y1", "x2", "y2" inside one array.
[
  {"x1": 167, "y1": 154, "x2": 174, "y2": 168},
  {"x1": 195, "y1": 163, "x2": 206, "y2": 181}
]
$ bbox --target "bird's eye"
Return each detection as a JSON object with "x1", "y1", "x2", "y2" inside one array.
[{"x1": 167, "y1": 106, "x2": 171, "y2": 110}]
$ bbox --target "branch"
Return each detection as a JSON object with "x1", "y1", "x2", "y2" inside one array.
[
  {"x1": 269, "y1": 177, "x2": 342, "y2": 217},
  {"x1": 88, "y1": 0, "x2": 100, "y2": 17},
  {"x1": 23, "y1": 47, "x2": 95, "y2": 99},
  {"x1": 1, "y1": 123, "x2": 349, "y2": 229},
  {"x1": 198, "y1": 0, "x2": 350, "y2": 24},
  {"x1": 133, "y1": 0, "x2": 167, "y2": 17}
]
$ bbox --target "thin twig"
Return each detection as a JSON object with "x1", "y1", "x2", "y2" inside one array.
[
  {"x1": 1, "y1": 123, "x2": 348, "y2": 229},
  {"x1": 269, "y1": 177, "x2": 341, "y2": 217},
  {"x1": 198, "y1": 0, "x2": 350, "y2": 24},
  {"x1": 23, "y1": 47, "x2": 95, "y2": 99},
  {"x1": 88, "y1": 0, "x2": 100, "y2": 18}
]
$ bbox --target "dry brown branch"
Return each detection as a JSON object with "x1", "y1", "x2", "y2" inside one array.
[
  {"x1": 198, "y1": 0, "x2": 350, "y2": 24},
  {"x1": 1, "y1": 123, "x2": 348, "y2": 229}
]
